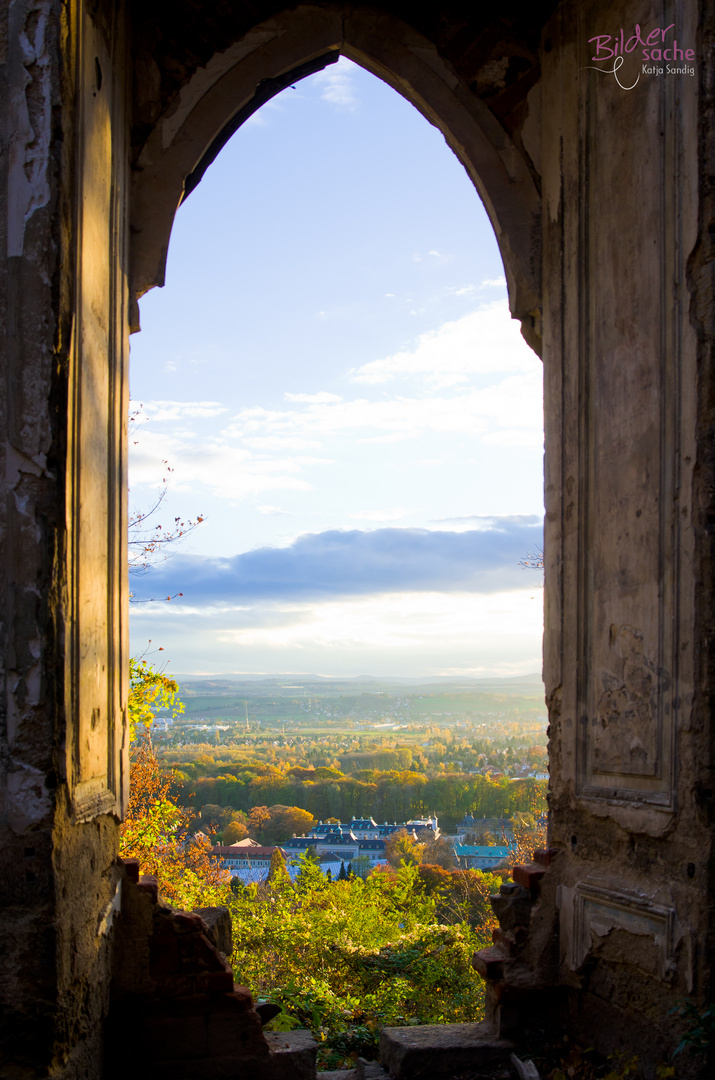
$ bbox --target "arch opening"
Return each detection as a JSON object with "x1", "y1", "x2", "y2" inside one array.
[
  {"x1": 129, "y1": 4, "x2": 542, "y2": 355},
  {"x1": 125, "y1": 48, "x2": 548, "y2": 1054}
]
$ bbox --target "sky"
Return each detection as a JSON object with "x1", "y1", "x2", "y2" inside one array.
[{"x1": 128, "y1": 58, "x2": 544, "y2": 679}]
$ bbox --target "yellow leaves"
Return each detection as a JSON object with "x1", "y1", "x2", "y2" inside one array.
[{"x1": 128, "y1": 657, "x2": 184, "y2": 740}]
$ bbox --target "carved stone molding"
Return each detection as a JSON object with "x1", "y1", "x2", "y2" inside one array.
[
  {"x1": 571, "y1": 0, "x2": 696, "y2": 810},
  {"x1": 66, "y1": 3, "x2": 130, "y2": 822},
  {"x1": 562, "y1": 880, "x2": 677, "y2": 983}
]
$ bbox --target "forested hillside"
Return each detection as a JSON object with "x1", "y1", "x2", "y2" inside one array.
[{"x1": 171, "y1": 758, "x2": 545, "y2": 830}]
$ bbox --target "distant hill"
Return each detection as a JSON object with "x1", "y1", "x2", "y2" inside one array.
[{"x1": 170, "y1": 671, "x2": 545, "y2": 695}]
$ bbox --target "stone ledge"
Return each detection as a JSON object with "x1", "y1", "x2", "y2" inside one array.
[
  {"x1": 264, "y1": 1029, "x2": 319, "y2": 1080},
  {"x1": 379, "y1": 1022, "x2": 513, "y2": 1079},
  {"x1": 147, "y1": 1030, "x2": 318, "y2": 1080}
]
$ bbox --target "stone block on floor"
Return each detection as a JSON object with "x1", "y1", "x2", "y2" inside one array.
[
  {"x1": 146, "y1": 1029, "x2": 317, "y2": 1080},
  {"x1": 263, "y1": 1029, "x2": 319, "y2": 1080},
  {"x1": 379, "y1": 1021, "x2": 513, "y2": 1079}
]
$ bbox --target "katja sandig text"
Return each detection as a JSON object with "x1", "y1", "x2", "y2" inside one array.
[
  {"x1": 589, "y1": 23, "x2": 695, "y2": 63},
  {"x1": 642, "y1": 64, "x2": 695, "y2": 77}
]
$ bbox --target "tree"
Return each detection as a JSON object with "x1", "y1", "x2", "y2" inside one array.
[
  {"x1": 417, "y1": 864, "x2": 500, "y2": 929},
  {"x1": 295, "y1": 851, "x2": 326, "y2": 894},
  {"x1": 385, "y1": 829, "x2": 422, "y2": 868},
  {"x1": 266, "y1": 847, "x2": 292, "y2": 889},
  {"x1": 250, "y1": 805, "x2": 316, "y2": 844},
  {"x1": 304, "y1": 844, "x2": 320, "y2": 864},
  {"x1": 128, "y1": 657, "x2": 184, "y2": 741},
  {"x1": 519, "y1": 545, "x2": 544, "y2": 571},
  {"x1": 350, "y1": 855, "x2": 372, "y2": 880},
  {"x1": 420, "y1": 835, "x2": 458, "y2": 870},
  {"x1": 248, "y1": 806, "x2": 272, "y2": 836},
  {"x1": 473, "y1": 829, "x2": 497, "y2": 846},
  {"x1": 119, "y1": 735, "x2": 229, "y2": 910},
  {"x1": 222, "y1": 820, "x2": 249, "y2": 845}
]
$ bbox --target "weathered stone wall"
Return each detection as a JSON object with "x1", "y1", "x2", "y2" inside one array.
[
  {"x1": 1, "y1": 1, "x2": 129, "y2": 1075},
  {"x1": 540, "y1": 0, "x2": 712, "y2": 1069},
  {"x1": 1, "y1": 0, "x2": 73, "y2": 1070},
  {"x1": 689, "y1": 0, "x2": 715, "y2": 1019}
]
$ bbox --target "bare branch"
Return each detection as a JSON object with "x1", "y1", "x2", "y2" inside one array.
[{"x1": 128, "y1": 404, "x2": 204, "y2": 596}]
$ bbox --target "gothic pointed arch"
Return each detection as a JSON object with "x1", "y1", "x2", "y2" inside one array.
[{"x1": 129, "y1": 3, "x2": 543, "y2": 352}]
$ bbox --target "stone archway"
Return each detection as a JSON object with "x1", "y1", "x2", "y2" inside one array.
[{"x1": 129, "y1": 4, "x2": 543, "y2": 354}]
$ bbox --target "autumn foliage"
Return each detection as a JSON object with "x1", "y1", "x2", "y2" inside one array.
[{"x1": 119, "y1": 735, "x2": 229, "y2": 910}]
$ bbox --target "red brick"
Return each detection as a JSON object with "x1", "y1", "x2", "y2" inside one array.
[
  {"x1": 172, "y1": 911, "x2": 206, "y2": 934},
  {"x1": 472, "y1": 945, "x2": 507, "y2": 981},
  {"x1": 140, "y1": 1014, "x2": 209, "y2": 1061},
  {"x1": 178, "y1": 933, "x2": 200, "y2": 965},
  {"x1": 165, "y1": 994, "x2": 211, "y2": 1017},
  {"x1": 122, "y1": 858, "x2": 140, "y2": 883},
  {"x1": 493, "y1": 925, "x2": 528, "y2": 951},
  {"x1": 205, "y1": 1009, "x2": 266, "y2": 1056},
  {"x1": 149, "y1": 935, "x2": 180, "y2": 979},
  {"x1": 512, "y1": 863, "x2": 546, "y2": 892},
  {"x1": 137, "y1": 875, "x2": 158, "y2": 903},
  {"x1": 203, "y1": 987, "x2": 255, "y2": 1014},
  {"x1": 532, "y1": 847, "x2": 559, "y2": 867},
  {"x1": 492, "y1": 927, "x2": 515, "y2": 950},
  {"x1": 195, "y1": 968, "x2": 234, "y2": 994},
  {"x1": 194, "y1": 932, "x2": 226, "y2": 971},
  {"x1": 152, "y1": 913, "x2": 177, "y2": 938},
  {"x1": 157, "y1": 974, "x2": 194, "y2": 997}
]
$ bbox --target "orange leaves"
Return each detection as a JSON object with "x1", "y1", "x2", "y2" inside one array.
[{"x1": 119, "y1": 735, "x2": 230, "y2": 910}]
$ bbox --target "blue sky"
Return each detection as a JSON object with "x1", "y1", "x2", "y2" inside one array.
[{"x1": 129, "y1": 58, "x2": 544, "y2": 677}]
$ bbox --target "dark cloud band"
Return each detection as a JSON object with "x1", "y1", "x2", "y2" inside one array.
[{"x1": 129, "y1": 517, "x2": 543, "y2": 605}]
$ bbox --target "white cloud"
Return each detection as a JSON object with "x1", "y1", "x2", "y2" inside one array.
[
  {"x1": 131, "y1": 589, "x2": 543, "y2": 678},
  {"x1": 213, "y1": 591, "x2": 542, "y2": 650},
  {"x1": 349, "y1": 301, "x2": 536, "y2": 386},
  {"x1": 226, "y1": 369, "x2": 542, "y2": 446},
  {"x1": 428, "y1": 512, "x2": 542, "y2": 534},
  {"x1": 313, "y1": 58, "x2": 359, "y2": 111},
  {"x1": 284, "y1": 392, "x2": 342, "y2": 404},
  {"x1": 243, "y1": 436, "x2": 322, "y2": 450},
  {"x1": 481, "y1": 276, "x2": 507, "y2": 288},
  {"x1": 130, "y1": 429, "x2": 315, "y2": 499},
  {"x1": 138, "y1": 400, "x2": 229, "y2": 422}
]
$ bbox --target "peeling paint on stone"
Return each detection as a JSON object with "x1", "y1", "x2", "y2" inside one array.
[
  {"x1": 7, "y1": 0, "x2": 53, "y2": 257},
  {"x1": 6, "y1": 763, "x2": 52, "y2": 832}
]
